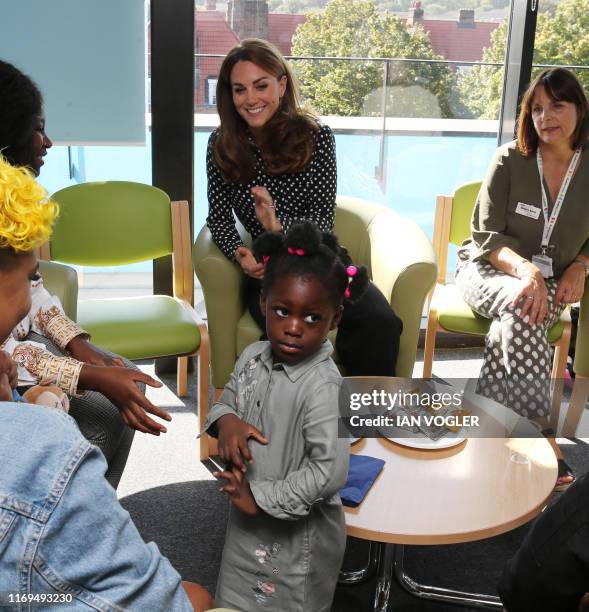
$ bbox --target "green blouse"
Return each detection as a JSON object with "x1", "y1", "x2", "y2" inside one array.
[{"x1": 459, "y1": 140, "x2": 589, "y2": 278}]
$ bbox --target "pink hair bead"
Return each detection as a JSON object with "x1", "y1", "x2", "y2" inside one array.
[{"x1": 346, "y1": 265, "x2": 358, "y2": 277}]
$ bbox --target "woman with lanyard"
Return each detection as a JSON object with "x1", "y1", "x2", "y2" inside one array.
[{"x1": 456, "y1": 67, "x2": 589, "y2": 491}]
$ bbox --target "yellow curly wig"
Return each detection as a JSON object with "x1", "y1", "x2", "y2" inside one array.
[{"x1": 0, "y1": 155, "x2": 58, "y2": 252}]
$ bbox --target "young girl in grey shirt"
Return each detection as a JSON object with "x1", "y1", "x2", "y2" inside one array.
[{"x1": 204, "y1": 221, "x2": 368, "y2": 611}]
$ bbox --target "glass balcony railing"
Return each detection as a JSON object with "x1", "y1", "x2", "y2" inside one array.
[{"x1": 37, "y1": 56, "x2": 589, "y2": 297}]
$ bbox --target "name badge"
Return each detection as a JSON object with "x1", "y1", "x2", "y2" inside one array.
[
  {"x1": 515, "y1": 202, "x2": 541, "y2": 220},
  {"x1": 532, "y1": 253, "x2": 554, "y2": 278}
]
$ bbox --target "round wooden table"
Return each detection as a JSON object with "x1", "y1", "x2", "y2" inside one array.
[{"x1": 343, "y1": 434, "x2": 557, "y2": 610}]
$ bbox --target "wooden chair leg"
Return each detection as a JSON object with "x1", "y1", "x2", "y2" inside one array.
[
  {"x1": 422, "y1": 311, "x2": 438, "y2": 378},
  {"x1": 198, "y1": 325, "x2": 210, "y2": 461},
  {"x1": 550, "y1": 320, "x2": 571, "y2": 432},
  {"x1": 563, "y1": 375, "x2": 589, "y2": 438},
  {"x1": 177, "y1": 355, "x2": 188, "y2": 397}
]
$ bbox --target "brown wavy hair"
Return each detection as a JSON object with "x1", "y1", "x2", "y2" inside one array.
[
  {"x1": 517, "y1": 68, "x2": 589, "y2": 157},
  {"x1": 213, "y1": 38, "x2": 319, "y2": 183}
]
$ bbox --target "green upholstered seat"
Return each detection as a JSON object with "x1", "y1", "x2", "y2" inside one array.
[
  {"x1": 424, "y1": 181, "x2": 571, "y2": 383},
  {"x1": 433, "y1": 282, "x2": 565, "y2": 343},
  {"x1": 47, "y1": 181, "x2": 208, "y2": 402},
  {"x1": 38, "y1": 261, "x2": 78, "y2": 321},
  {"x1": 78, "y1": 296, "x2": 201, "y2": 360},
  {"x1": 194, "y1": 195, "x2": 437, "y2": 391},
  {"x1": 194, "y1": 196, "x2": 437, "y2": 459}
]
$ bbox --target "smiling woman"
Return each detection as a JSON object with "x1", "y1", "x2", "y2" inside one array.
[{"x1": 206, "y1": 38, "x2": 403, "y2": 378}]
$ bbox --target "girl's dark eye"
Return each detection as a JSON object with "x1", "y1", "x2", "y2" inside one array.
[
  {"x1": 275, "y1": 308, "x2": 288, "y2": 318},
  {"x1": 304, "y1": 314, "x2": 321, "y2": 323},
  {"x1": 30, "y1": 273, "x2": 41, "y2": 281}
]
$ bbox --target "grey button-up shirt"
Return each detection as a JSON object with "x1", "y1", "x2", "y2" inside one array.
[{"x1": 205, "y1": 340, "x2": 349, "y2": 611}]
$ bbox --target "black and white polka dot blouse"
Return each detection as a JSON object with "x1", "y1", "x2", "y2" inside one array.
[{"x1": 206, "y1": 123, "x2": 337, "y2": 260}]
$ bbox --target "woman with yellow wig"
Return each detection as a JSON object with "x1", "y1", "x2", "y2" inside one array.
[{"x1": 0, "y1": 61, "x2": 171, "y2": 489}]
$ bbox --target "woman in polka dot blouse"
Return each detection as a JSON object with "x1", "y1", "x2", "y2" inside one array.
[{"x1": 206, "y1": 38, "x2": 402, "y2": 377}]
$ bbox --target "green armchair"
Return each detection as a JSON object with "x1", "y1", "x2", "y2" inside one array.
[
  {"x1": 193, "y1": 196, "x2": 437, "y2": 459},
  {"x1": 38, "y1": 260, "x2": 78, "y2": 321}
]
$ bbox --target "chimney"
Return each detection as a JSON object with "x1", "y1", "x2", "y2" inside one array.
[
  {"x1": 458, "y1": 8, "x2": 475, "y2": 28},
  {"x1": 407, "y1": 1, "x2": 424, "y2": 25},
  {"x1": 227, "y1": 0, "x2": 269, "y2": 40},
  {"x1": 206, "y1": 0, "x2": 216, "y2": 9}
]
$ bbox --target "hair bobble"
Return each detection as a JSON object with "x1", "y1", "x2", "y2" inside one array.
[
  {"x1": 344, "y1": 265, "x2": 358, "y2": 299},
  {"x1": 287, "y1": 246, "x2": 305, "y2": 256},
  {"x1": 262, "y1": 255, "x2": 270, "y2": 264}
]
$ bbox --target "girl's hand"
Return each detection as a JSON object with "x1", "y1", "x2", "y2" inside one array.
[
  {"x1": 0, "y1": 350, "x2": 18, "y2": 390},
  {"x1": 79, "y1": 365, "x2": 170, "y2": 435},
  {"x1": 235, "y1": 246, "x2": 265, "y2": 279},
  {"x1": 214, "y1": 466, "x2": 259, "y2": 516},
  {"x1": 511, "y1": 271, "x2": 549, "y2": 326},
  {"x1": 217, "y1": 413, "x2": 268, "y2": 471},
  {"x1": 555, "y1": 262, "x2": 586, "y2": 306},
  {"x1": 251, "y1": 186, "x2": 281, "y2": 232},
  {"x1": 67, "y1": 336, "x2": 125, "y2": 367}
]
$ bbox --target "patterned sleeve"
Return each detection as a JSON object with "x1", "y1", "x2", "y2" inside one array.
[
  {"x1": 206, "y1": 131, "x2": 245, "y2": 261},
  {"x1": 29, "y1": 275, "x2": 89, "y2": 350},
  {"x1": 2, "y1": 336, "x2": 83, "y2": 396},
  {"x1": 275, "y1": 124, "x2": 337, "y2": 234}
]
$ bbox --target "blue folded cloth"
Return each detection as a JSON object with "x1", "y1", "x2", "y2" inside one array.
[
  {"x1": 340, "y1": 454, "x2": 385, "y2": 507},
  {"x1": 12, "y1": 389, "x2": 24, "y2": 402}
]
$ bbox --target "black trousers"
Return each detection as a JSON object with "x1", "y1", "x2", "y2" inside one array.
[
  {"x1": 246, "y1": 279, "x2": 402, "y2": 376},
  {"x1": 498, "y1": 470, "x2": 589, "y2": 612}
]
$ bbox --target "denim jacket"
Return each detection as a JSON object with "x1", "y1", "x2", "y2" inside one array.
[{"x1": 0, "y1": 402, "x2": 192, "y2": 612}]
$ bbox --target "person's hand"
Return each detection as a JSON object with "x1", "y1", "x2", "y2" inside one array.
[
  {"x1": 214, "y1": 465, "x2": 259, "y2": 516},
  {"x1": 511, "y1": 268, "x2": 549, "y2": 326},
  {"x1": 79, "y1": 365, "x2": 170, "y2": 435},
  {"x1": 0, "y1": 350, "x2": 18, "y2": 390},
  {"x1": 217, "y1": 413, "x2": 268, "y2": 471},
  {"x1": 181, "y1": 581, "x2": 214, "y2": 612},
  {"x1": 555, "y1": 262, "x2": 586, "y2": 306},
  {"x1": 67, "y1": 336, "x2": 125, "y2": 367},
  {"x1": 235, "y1": 246, "x2": 265, "y2": 279},
  {"x1": 251, "y1": 186, "x2": 281, "y2": 232},
  {"x1": 0, "y1": 373, "x2": 12, "y2": 401}
]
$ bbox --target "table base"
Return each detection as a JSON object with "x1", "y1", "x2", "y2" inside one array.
[{"x1": 340, "y1": 542, "x2": 503, "y2": 611}]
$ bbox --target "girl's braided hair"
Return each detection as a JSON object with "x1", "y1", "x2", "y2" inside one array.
[{"x1": 253, "y1": 221, "x2": 369, "y2": 308}]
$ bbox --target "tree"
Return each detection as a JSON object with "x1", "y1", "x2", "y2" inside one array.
[
  {"x1": 290, "y1": 0, "x2": 455, "y2": 117},
  {"x1": 456, "y1": 20, "x2": 506, "y2": 119},
  {"x1": 458, "y1": 0, "x2": 589, "y2": 119}
]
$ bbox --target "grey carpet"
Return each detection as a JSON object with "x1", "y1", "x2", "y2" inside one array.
[
  {"x1": 118, "y1": 359, "x2": 589, "y2": 611},
  {"x1": 120, "y1": 440, "x2": 589, "y2": 611}
]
